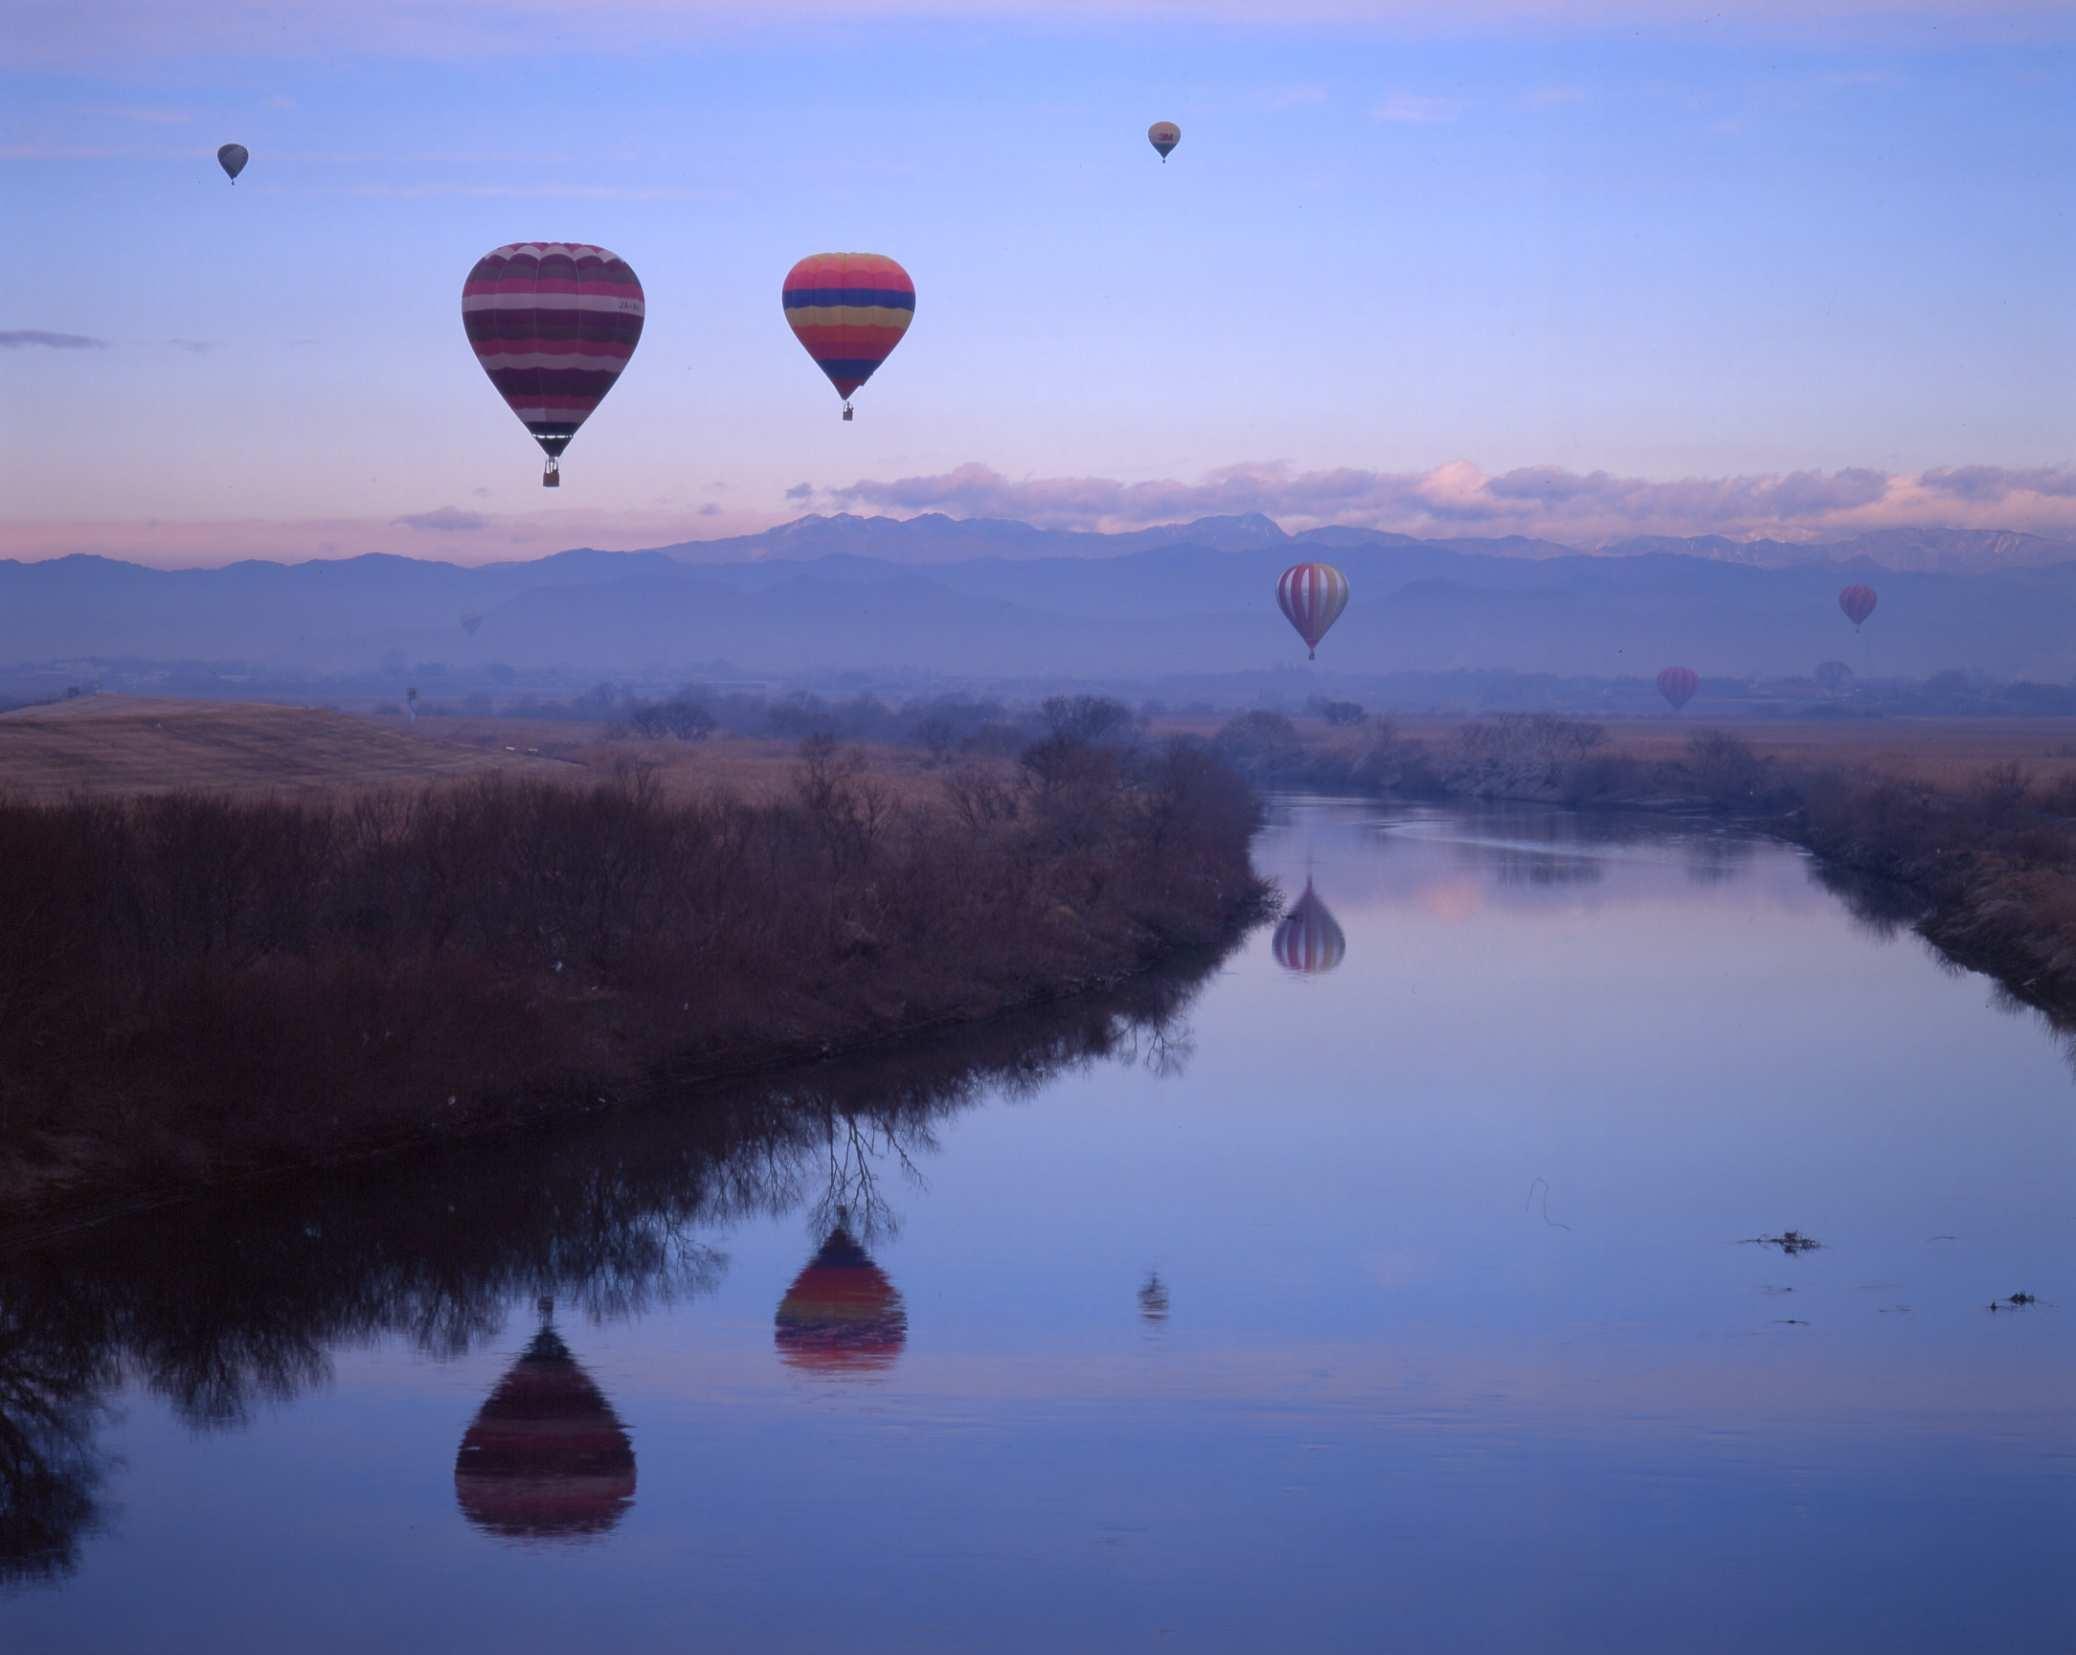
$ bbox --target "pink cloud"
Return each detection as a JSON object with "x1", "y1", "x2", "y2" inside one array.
[
  {"x1": 0, "y1": 504, "x2": 783, "y2": 566},
  {"x1": 12, "y1": 459, "x2": 2076, "y2": 566},
  {"x1": 822, "y1": 459, "x2": 2076, "y2": 543}
]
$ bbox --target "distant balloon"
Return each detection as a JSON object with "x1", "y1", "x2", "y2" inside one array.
[
  {"x1": 460, "y1": 612, "x2": 484, "y2": 637},
  {"x1": 1138, "y1": 1271, "x2": 1170, "y2": 1322},
  {"x1": 1276, "y1": 563, "x2": 1349, "y2": 660},
  {"x1": 216, "y1": 143, "x2": 248, "y2": 183},
  {"x1": 781, "y1": 253, "x2": 914, "y2": 421},
  {"x1": 1147, "y1": 121, "x2": 1181, "y2": 161},
  {"x1": 1814, "y1": 660, "x2": 1854, "y2": 695},
  {"x1": 775, "y1": 1226, "x2": 907, "y2": 1375},
  {"x1": 1838, "y1": 584, "x2": 1878, "y2": 630},
  {"x1": 462, "y1": 242, "x2": 644, "y2": 487},
  {"x1": 454, "y1": 1315, "x2": 635, "y2": 1541},
  {"x1": 1272, "y1": 879, "x2": 1346, "y2": 975},
  {"x1": 1657, "y1": 666, "x2": 1698, "y2": 711}
]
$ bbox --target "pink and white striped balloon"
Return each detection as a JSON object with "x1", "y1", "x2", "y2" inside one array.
[{"x1": 1276, "y1": 563, "x2": 1350, "y2": 660}]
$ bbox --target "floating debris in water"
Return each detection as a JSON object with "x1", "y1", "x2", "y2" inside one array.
[
  {"x1": 1988, "y1": 1292, "x2": 2038, "y2": 1311},
  {"x1": 1759, "y1": 1285, "x2": 1796, "y2": 1297},
  {"x1": 1878, "y1": 1305, "x2": 1913, "y2": 1314},
  {"x1": 1774, "y1": 1318, "x2": 1810, "y2": 1326},
  {"x1": 1743, "y1": 1230, "x2": 1822, "y2": 1255}
]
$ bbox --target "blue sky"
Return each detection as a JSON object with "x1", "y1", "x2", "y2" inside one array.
[{"x1": 3, "y1": 1, "x2": 2072, "y2": 562}]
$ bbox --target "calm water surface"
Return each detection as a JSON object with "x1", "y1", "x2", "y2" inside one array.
[{"x1": 4, "y1": 799, "x2": 2072, "y2": 1653}]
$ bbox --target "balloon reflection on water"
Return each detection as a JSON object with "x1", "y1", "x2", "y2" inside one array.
[
  {"x1": 455, "y1": 1300, "x2": 636, "y2": 1543},
  {"x1": 1272, "y1": 879, "x2": 1346, "y2": 976},
  {"x1": 774, "y1": 1227, "x2": 909, "y2": 1377}
]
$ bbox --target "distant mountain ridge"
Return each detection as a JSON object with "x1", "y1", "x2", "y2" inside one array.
[
  {"x1": 3, "y1": 513, "x2": 2073, "y2": 682},
  {"x1": 652, "y1": 513, "x2": 2076, "y2": 576},
  {"x1": 1596, "y1": 526, "x2": 2076, "y2": 574}
]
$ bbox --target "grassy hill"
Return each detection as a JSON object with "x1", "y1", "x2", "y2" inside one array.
[{"x1": 0, "y1": 696, "x2": 563, "y2": 800}]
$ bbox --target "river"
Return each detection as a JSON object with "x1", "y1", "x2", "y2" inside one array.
[{"x1": 3, "y1": 798, "x2": 2071, "y2": 1653}]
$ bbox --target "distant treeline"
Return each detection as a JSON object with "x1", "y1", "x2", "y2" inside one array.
[
  {"x1": 0, "y1": 717, "x2": 1267, "y2": 1220},
  {"x1": 493, "y1": 684, "x2": 1155, "y2": 758},
  {"x1": 407, "y1": 671, "x2": 2076, "y2": 730}
]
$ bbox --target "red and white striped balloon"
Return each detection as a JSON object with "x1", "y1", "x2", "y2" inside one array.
[
  {"x1": 1838, "y1": 584, "x2": 1878, "y2": 630},
  {"x1": 461, "y1": 242, "x2": 644, "y2": 486},
  {"x1": 1276, "y1": 563, "x2": 1350, "y2": 660}
]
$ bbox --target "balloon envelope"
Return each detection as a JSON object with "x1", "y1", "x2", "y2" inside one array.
[
  {"x1": 1148, "y1": 121, "x2": 1181, "y2": 159},
  {"x1": 1276, "y1": 563, "x2": 1350, "y2": 659},
  {"x1": 216, "y1": 143, "x2": 248, "y2": 181},
  {"x1": 1272, "y1": 880, "x2": 1347, "y2": 974},
  {"x1": 1657, "y1": 666, "x2": 1699, "y2": 711},
  {"x1": 782, "y1": 253, "x2": 915, "y2": 405},
  {"x1": 461, "y1": 242, "x2": 644, "y2": 479},
  {"x1": 454, "y1": 1325, "x2": 635, "y2": 1541},
  {"x1": 775, "y1": 1226, "x2": 908, "y2": 1374},
  {"x1": 1838, "y1": 584, "x2": 1878, "y2": 629}
]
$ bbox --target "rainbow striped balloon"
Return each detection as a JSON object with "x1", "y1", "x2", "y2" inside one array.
[
  {"x1": 462, "y1": 242, "x2": 644, "y2": 486},
  {"x1": 782, "y1": 252, "x2": 915, "y2": 416},
  {"x1": 1276, "y1": 562, "x2": 1350, "y2": 659},
  {"x1": 774, "y1": 1226, "x2": 908, "y2": 1375}
]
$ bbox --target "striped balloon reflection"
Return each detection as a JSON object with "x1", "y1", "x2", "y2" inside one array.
[
  {"x1": 774, "y1": 1225, "x2": 908, "y2": 1375},
  {"x1": 1272, "y1": 878, "x2": 1346, "y2": 975}
]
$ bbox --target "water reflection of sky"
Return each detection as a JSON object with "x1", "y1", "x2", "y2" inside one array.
[{"x1": 4, "y1": 801, "x2": 2070, "y2": 1653}]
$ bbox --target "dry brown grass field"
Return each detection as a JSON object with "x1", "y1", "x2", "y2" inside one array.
[
  {"x1": 0, "y1": 697, "x2": 959, "y2": 806},
  {"x1": 0, "y1": 697, "x2": 564, "y2": 801}
]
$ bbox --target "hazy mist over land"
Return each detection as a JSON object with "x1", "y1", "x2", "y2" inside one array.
[{"x1": 5, "y1": 513, "x2": 2074, "y2": 685}]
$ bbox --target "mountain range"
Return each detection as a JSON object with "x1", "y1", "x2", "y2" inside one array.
[
  {"x1": 3, "y1": 516, "x2": 2073, "y2": 684},
  {"x1": 659, "y1": 514, "x2": 2076, "y2": 575}
]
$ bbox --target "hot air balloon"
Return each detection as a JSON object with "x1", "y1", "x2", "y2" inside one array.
[
  {"x1": 216, "y1": 143, "x2": 248, "y2": 183},
  {"x1": 1137, "y1": 1271, "x2": 1171, "y2": 1322},
  {"x1": 1657, "y1": 666, "x2": 1698, "y2": 712},
  {"x1": 1272, "y1": 879, "x2": 1346, "y2": 974},
  {"x1": 1839, "y1": 584, "x2": 1878, "y2": 630},
  {"x1": 1147, "y1": 121, "x2": 1181, "y2": 161},
  {"x1": 774, "y1": 1225, "x2": 907, "y2": 1375},
  {"x1": 461, "y1": 242, "x2": 644, "y2": 487},
  {"x1": 1276, "y1": 563, "x2": 1349, "y2": 660},
  {"x1": 454, "y1": 1310, "x2": 636, "y2": 1542},
  {"x1": 781, "y1": 253, "x2": 914, "y2": 421}
]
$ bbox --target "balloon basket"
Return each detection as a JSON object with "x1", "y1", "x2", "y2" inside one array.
[
  {"x1": 842, "y1": 404, "x2": 854, "y2": 422},
  {"x1": 543, "y1": 459, "x2": 560, "y2": 488}
]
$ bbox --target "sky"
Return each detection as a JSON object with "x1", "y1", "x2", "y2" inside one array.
[{"x1": 3, "y1": 0, "x2": 2072, "y2": 565}]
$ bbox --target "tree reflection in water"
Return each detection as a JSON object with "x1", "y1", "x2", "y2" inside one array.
[{"x1": 0, "y1": 950, "x2": 1219, "y2": 1584}]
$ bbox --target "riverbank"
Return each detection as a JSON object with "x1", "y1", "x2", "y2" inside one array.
[
  {"x1": 1207, "y1": 710, "x2": 2076, "y2": 1028},
  {"x1": 0, "y1": 727, "x2": 1270, "y2": 1232}
]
